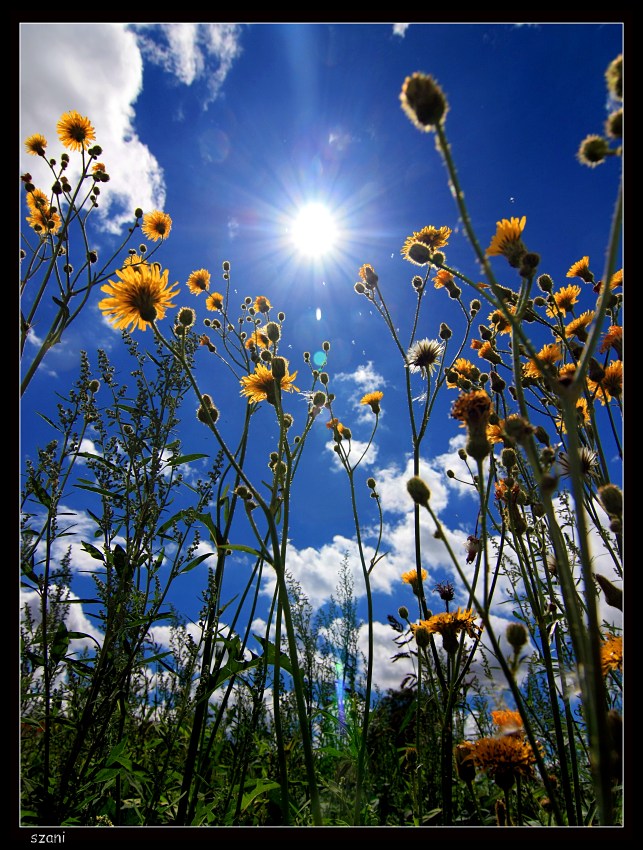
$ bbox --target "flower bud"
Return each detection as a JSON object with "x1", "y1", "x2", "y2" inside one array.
[
  {"x1": 439, "y1": 322, "x2": 452, "y2": 340},
  {"x1": 398, "y1": 606, "x2": 409, "y2": 621},
  {"x1": 271, "y1": 357, "x2": 287, "y2": 381},
  {"x1": 598, "y1": 484, "x2": 622, "y2": 517},
  {"x1": 266, "y1": 321, "x2": 281, "y2": 342},
  {"x1": 506, "y1": 622, "x2": 528, "y2": 652},
  {"x1": 406, "y1": 476, "x2": 431, "y2": 508}
]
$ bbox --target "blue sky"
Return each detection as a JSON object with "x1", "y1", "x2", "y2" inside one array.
[{"x1": 20, "y1": 22, "x2": 623, "y2": 694}]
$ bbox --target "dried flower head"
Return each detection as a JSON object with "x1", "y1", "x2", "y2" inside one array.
[
  {"x1": 406, "y1": 338, "x2": 444, "y2": 378},
  {"x1": 557, "y1": 447, "x2": 599, "y2": 479},
  {"x1": 434, "y1": 580, "x2": 455, "y2": 602}
]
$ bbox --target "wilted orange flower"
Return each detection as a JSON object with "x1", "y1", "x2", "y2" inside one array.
[
  {"x1": 546, "y1": 284, "x2": 582, "y2": 317},
  {"x1": 523, "y1": 343, "x2": 563, "y2": 379},
  {"x1": 326, "y1": 418, "x2": 346, "y2": 434},
  {"x1": 476, "y1": 340, "x2": 502, "y2": 365},
  {"x1": 566, "y1": 256, "x2": 593, "y2": 283},
  {"x1": 486, "y1": 421, "x2": 505, "y2": 445},
  {"x1": 358, "y1": 263, "x2": 378, "y2": 288},
  {"x1": 433, "y1": 268, "x2": 454, "y2": 289},
  {"x1": 451, "y1": 390, "x2": 492, "y2": 428},
  {"x1": 142, "y1": 210, "x2": 172, "y2": 242}
]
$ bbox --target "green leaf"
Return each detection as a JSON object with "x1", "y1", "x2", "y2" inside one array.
[
  {"x1": 74, "y1": 480, "x2": 124, "y2": 501},
  {"x1": 50, "y1": 622, "x2": 70, "y2": 663},
  {"x1": 167, "y1": 453, "x2": 209, "y2": 467},
  {"x1": 30, "y1": 478, "x2": 51, "y2": 509},
  {"x1": 220, "y1": 543, "x2": 271, "y2": 562},
  {"x1": 80, "y1": 541, "x2": 106, "y2": 562},
  {"x1": 240, "y1": 780, "x2": 282, "y2": 812},
  {"x1": 254, "y1": 635, "x2": 293, "y2": 675},
  {"x1": 178, "y1": 552, "x2": 213, "y2": 574}
]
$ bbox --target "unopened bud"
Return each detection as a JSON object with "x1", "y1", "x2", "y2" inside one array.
[{"x1": 406, "y1": 476, "x2": 431, "y2": 508}]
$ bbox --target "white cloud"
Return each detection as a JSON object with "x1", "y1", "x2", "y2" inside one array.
[
  {"x1": 20, "y1": 23, "x2": 165, "y2": 235},
  {"x1": 392, "y1": 24, "x2": 410, "y2": 37},
  {"x1": 20, "y1": 587, "x2": 102, "y2": 655},
  {"x1": 132, "y1": 23, "x2": 243, "y2": 105},
  {"x1": 334, "y1": 361, "x2": 386, "y2": 393},
  {"x1": 325, "y1": 437, "x2": 379, "y2": 471},
  {"x1": 360, "y1": 619, "x2": 416, "y2": 694}
]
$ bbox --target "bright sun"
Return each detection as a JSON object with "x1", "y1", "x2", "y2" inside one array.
[{"x1": 290, "y1": 202, "x2": 338, "y2": 257}]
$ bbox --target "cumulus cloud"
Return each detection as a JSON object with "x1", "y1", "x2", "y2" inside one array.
[
  {"x1": 132, "y1": 23, "x2": 243, "y2": 106},
  {"x1": 20, "y1": 587, "x2": 102, "y2": 655},
  {"x1": 19, "y1": 23, "x2": 243, "y2": 236},
  {"x1": 20, "y1": 23, "x2": 164, "y2": 234},
  {"x1": 392, "y1": 24, "x2": 410, "y2": 37},
  {"x1": 324, "y1": 437, "x2": 379, "y2": 471}
]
